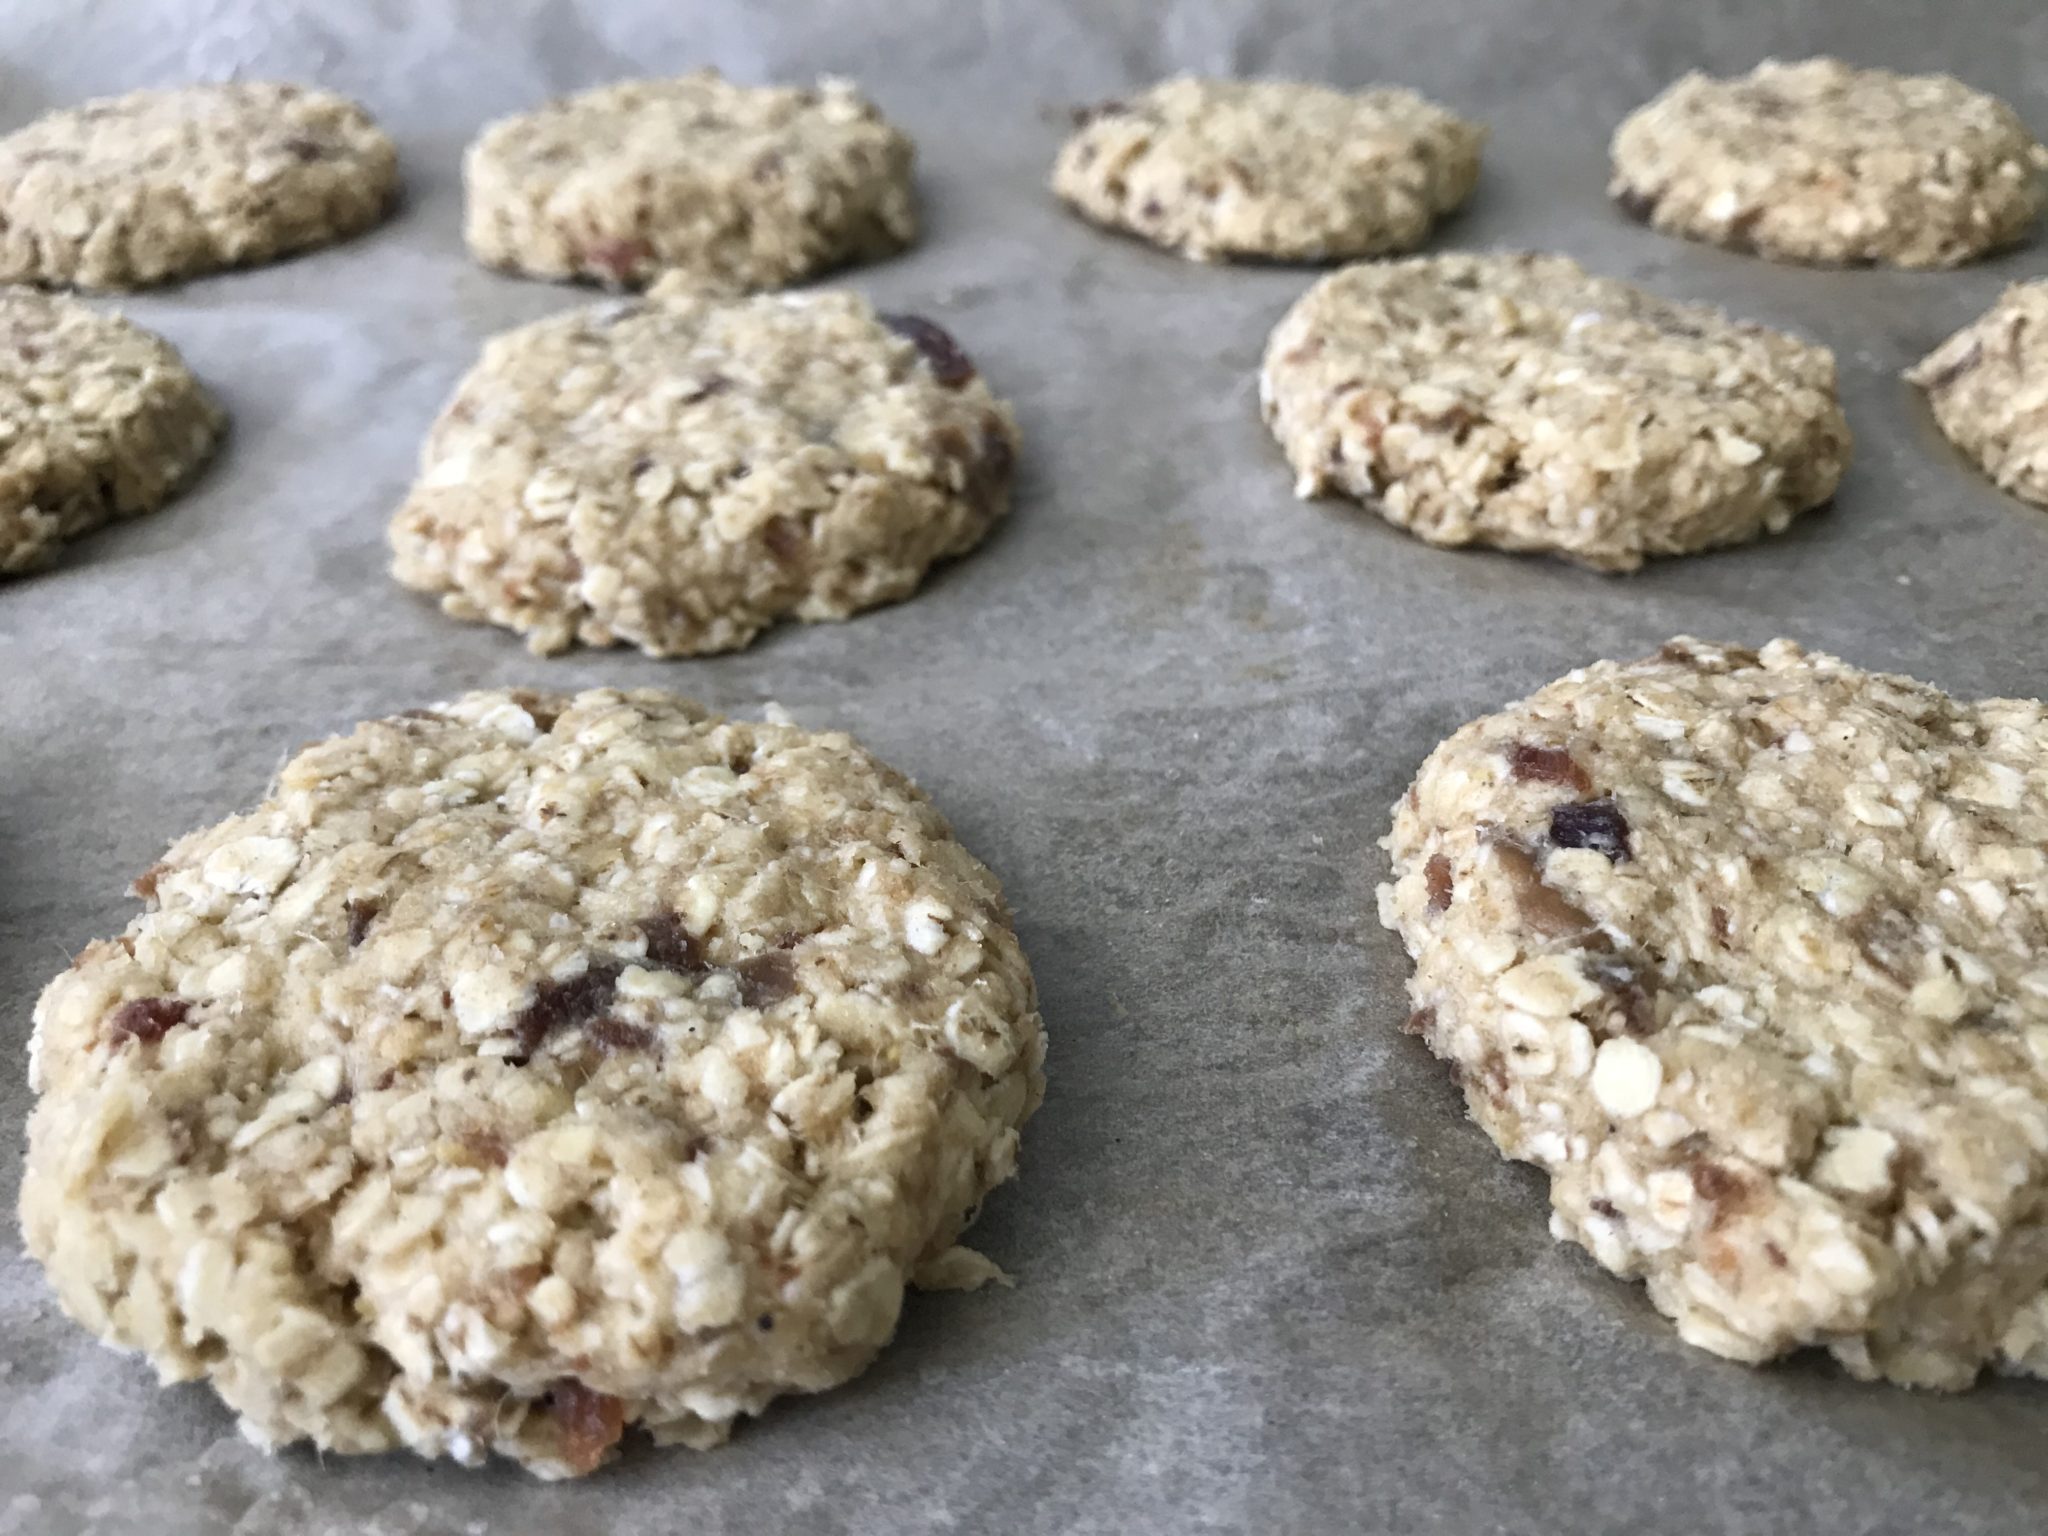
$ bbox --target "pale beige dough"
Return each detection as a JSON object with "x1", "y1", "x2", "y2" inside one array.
[
  {"x1": 0, "y1": 288, "x2": 224, "y2": 575},
  {"x1": 389, "y1": 279, "x2": 1016, "y2": 657},
  {"x1": 1908, "y1": 280, "x2": 2048, "y2": 506},
  {"x1": 19, "y1": 688, "x2": 1045, "y2": 1478},
  {"x1": 1050, "y1": 76, "x2": 1482, "y2": 262},
  {"x1": 1381, "y1": 638, "x2": 2048, "y2": 1388},
  {"x1": 1260, "y1": 252, "x2": 1849, "y2": 570},
  {"x1": 1611, "y1": 58, "x2": 2048, "y2": 268},
  {"x1": 0, "y1": 82, "x2": 398, "y2": 290},
  {"x1": 464, "y1": 71, "x2": 916, "y2": 290}
]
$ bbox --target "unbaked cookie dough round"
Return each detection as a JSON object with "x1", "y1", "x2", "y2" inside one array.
[
  {"x1": 0, "y1": 288, "x2": 224, "y2": 574},
  {"x1": 20, "y1": 687, "x2": 1045, "y2": 1478},
  {"x1": 389, "y1": 280, "x2": 1016, "y2": 657},
  {"x1": 0, "y1": 82, "x2": 398, "y2": 290},
  {"x1": 1908, "y1": 280, "x2": 2048, "y2": 505},
  {"x1": 1381, "y1": 637, "x2": 2048, "y2": 1389},
  {"x1": 1050, "y1": 76, "x2": 1483, "y2": 263},
  {"x1": 1259, "y1": 252, "x2": 1849, "y2": 570},
  {"x1": 464, "y1": 71, "x2": 917, "y2": 290},
  {"x1": 1610, "y1": 58, "x2": 2048, "y2": 268}
]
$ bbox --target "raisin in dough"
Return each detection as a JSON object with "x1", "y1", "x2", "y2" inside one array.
[
  {"x1": 19, "y1": 688, "x2": 1046, "y2": 1478},
  {"x1": 1611, "y1": 59, "x2": 2048, "y2": 269},
  {"x1": 0, "y1": 83, "x2": 398, "y2": 290},
  {"x1": 1908, "y1": 280, "x2": 2048, "y2": 506},
  {"x1": 389, "y1": 282, "x2": 1014, "y2": 657},
  {"x1": 1050, "y1": 77, "x2": 1483, "y2": 263},
  {"x1": 464, "y1": 72, "x2": 916, "y2": 290},
  {"x1": 1380, "y1": 637, "x2": 2048, "y2": 1387},
  {"x1": 1260, "y1": 253, "x2": 1849, "y2": 570},
  {"x1": 0, "y1": 289, "x2": 224, "y2": 574}
]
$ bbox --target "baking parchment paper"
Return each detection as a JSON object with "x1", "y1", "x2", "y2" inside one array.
[{"x1": 4, "y1": 1, "x2": 2048, "y2": 1530}]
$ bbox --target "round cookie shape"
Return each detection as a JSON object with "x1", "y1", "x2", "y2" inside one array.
[
  {"x1": 389, "y1": 281, "x2": 1016, "y2": 657},
  {"x1": 1259, "y1": 252, "x2": 1850, "y2": 571},
  {"x1": 1611, "y1": 59, "x2": 2048, "y2": 269},
  {"x1": 1050, "y1": 77, "x2": 1483, "y2": 263},
  {"x1": 464, "y1": 71, "x2": 917, "y2": 290},
  {"x1": 0, "y1": 83, "x2": 398, "y2": 290},
  {"x1": 1380, "y1": 638, "x2": 2048, "y2": 1389},
  {"x1": 19, "y1": 688, "x2": 1045, "y2": 1477},
  {"x1": 0, "y1": 289, "x2": 225, "y2": 574},
  {"x1": 1908, "y1": 281, "x2": 2048, "y2": 505}
]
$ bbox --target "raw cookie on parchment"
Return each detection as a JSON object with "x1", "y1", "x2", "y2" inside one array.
[
  {"x1": 19, "y1": 687, "x2": 1045, "y2": 1478},
  {"x1": 1610, "y1": 58, "x2": 2048, "y2": 268},
  {"x1": 388, "y1": 279, "x2": 1016, "y2": 656},
  {"x1": 1381, "y1": 637, "x2": 2048, "y2": 1388},
  {"x1": 0, "y1": 288, "x2": 224, "y2": 575},
  {"x1": 1908, "y1": 280, "x2": 2048, "y2": 506},
  {"x1": 0, "y1": 82, "x2": 398, "y2": 289},
  {"x1": 1051, "y1": 77, "x2": 1483, "y2": 263},
  {"x1": 1259, "y1": 252, "x2": 1849, "y2": 570},
  {"x1": 464, "y1": 71, "x2": 917, "y2": 290}
]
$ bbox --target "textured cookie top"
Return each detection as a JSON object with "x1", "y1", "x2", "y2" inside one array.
[
  {"x1": 0, "y1": 288, "x2": 225, "y2": 573},
  {"x1": 21, "y1": 688, "x2": 1044, "y2": 1477},
  {"x1": 464, "y1": 71, "x2": 916, "y2": 290},
  {"x1": 0, "y1": 82, "x2": 398, "y2": 288},
  {"x1": 390, "y1": 282, "x2": 1016, "y2": 657},
  {"x1": 1908, "y1": 280, "x2": 2048, "y2": 507},
  {"x1": 1382, "y1": 639, "x2": 2048, "y2": 1385},
  {"x1": 1611, "y1": 59, "x2": 2048, "y2": 268},
  {"x1": 1051, "y1": 77, "x2": 1483, "y2": 262},
  {"x1": 1260, "y1": 253, "x2": 1849, "y2": 569}
]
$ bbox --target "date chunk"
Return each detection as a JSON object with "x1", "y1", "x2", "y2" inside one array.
[
  {"x1": 108, "y1": 996, "x2": 190, "y2": 1044},
  {"x1": 1549, "y1": 799, "x2": 1631, "y2": 862},
  {"x1": 880, "y1": 313, "x2": 976, "y2": 387},
  {"x1": 545, "y1": 1380, "x2": 626, "y2": 1475}
]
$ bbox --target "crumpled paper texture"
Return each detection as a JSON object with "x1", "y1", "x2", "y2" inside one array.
[{"x1": 4, "y1": 1, "x2": 2048, "y2": 1531}]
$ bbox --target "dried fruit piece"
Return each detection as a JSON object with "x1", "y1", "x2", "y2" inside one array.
[
  {"x1": 762, "y1": 516, "x2": 807, "y2": 564},
  {"x1": 583, "y1": 236, "x2": 653, "y2": 284},
  {"x1": 880, "y1": 313, "x2": 976, "y2": 387},
  {"x1": 1549, "y1": 799, "x2": 1631, "y2": 862},
  {"x1": 108, "y1": 996, "x2": 190, "y2": 1044},
  {"x1": 345, "y1": 898, "x2": 380, "y2": 947},
  {"x1": 588, "y1": 1017, "x2": 656, "y2": 1054},
  {"x1": 1424, "y1": 854, "x2": 1454, "y2": 912},
  {"x1": 1851, "y1": 905, "x2": 1921, "y2": 986},
  {"x1": 512, "y1": 963, "x2": 623, "y2": 1056},
  {"x1": 1488, "y1": 840, "x2": 1600, "y2": 940},
  {"x1": 545, "y1": 1380, "x2": 626, "y2": 1475},
  {"x1": 640, "y1": 914, "x2": 705, "y2": 972},
  {"x1": 1508, "y1": 742, "x2": 1592, "y2": 793},
  {"x1": 130, "y1": 862, "x2": 171, "y2": 902},
  {"x1": 1613, "y1": 184, "x2": 1658, "y2": 222},
  {"x1": 735, "y1": 952, "x2": 798, "y2": 1009}
]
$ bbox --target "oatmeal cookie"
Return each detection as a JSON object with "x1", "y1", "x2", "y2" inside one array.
[
  {"x1": 464, "y1": 71, "x2": 916, "y2": 290},
  {"x1": 1381, "y1": 638, "x2": 2048, "y2": 1387},
  {"x1": 1050, "y1": 77, "x2": 1482, "y2": 262},
  {"x1": 1611, "y1": 59, "x2": 2048, "y2": 268},
  {"x1": 389, "y1": 281, "x2": 1015, "y2": 657},
  {"x1": 1260, "y1": 253, "x2": 1849, "y2": 569},
  {"x1": 19, "y1": 688, "x2": 1045, "y2": 1477},
  {"x1": 0, "y1": 82, "x2": 398, "y2": 289},
  {"x1": 1908, "y1": 280, "x2": 2048, "y2": 506},
  {"x1": 0, "y1": 288, "x2": 224, "y2": 575}
]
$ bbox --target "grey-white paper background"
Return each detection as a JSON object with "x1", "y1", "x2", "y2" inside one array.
[{"x1": 4, "y1": 1, "x2": 2048, "y2": 1531}]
